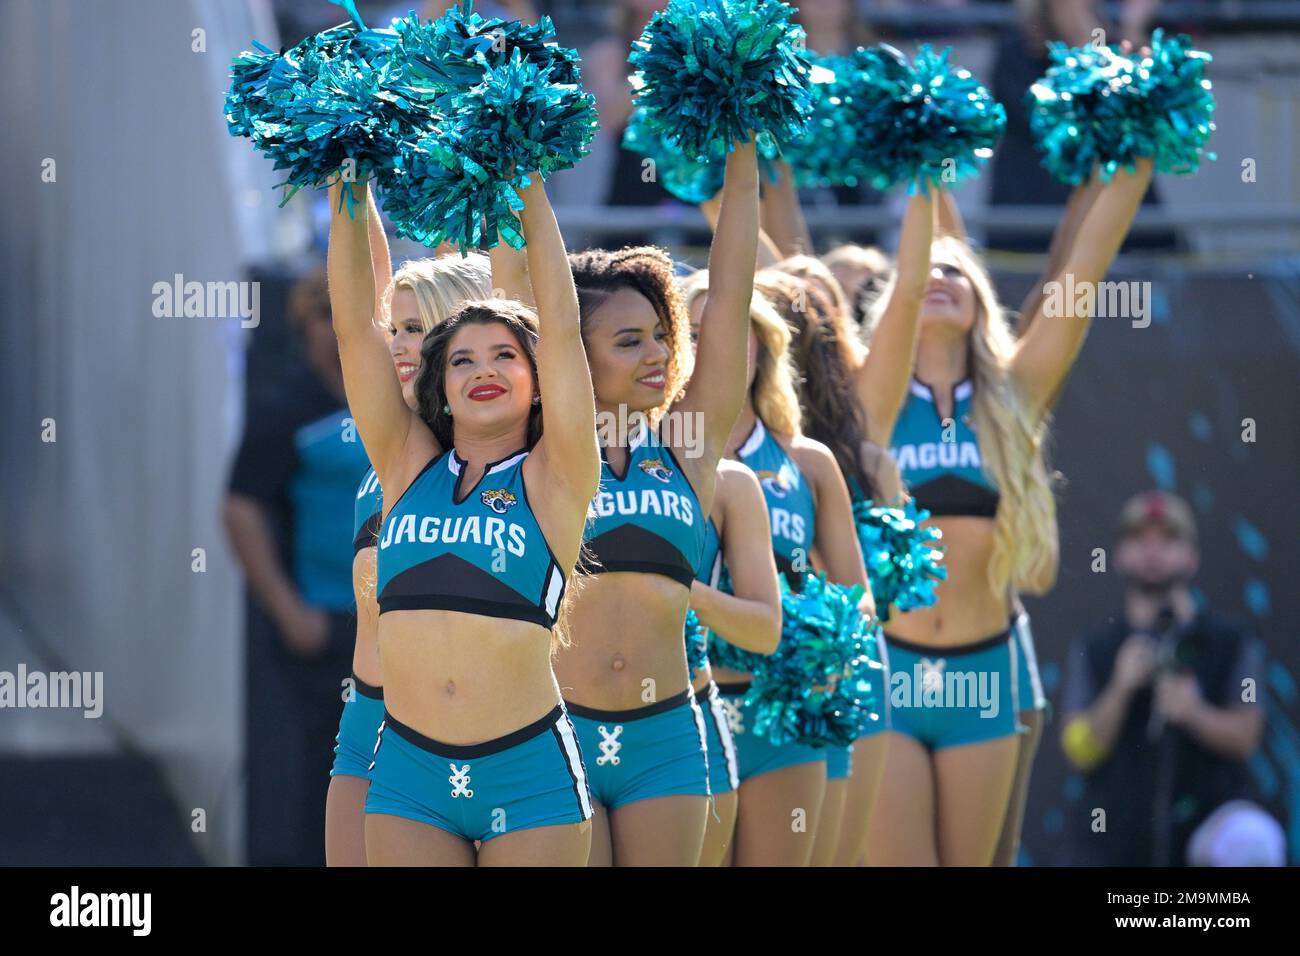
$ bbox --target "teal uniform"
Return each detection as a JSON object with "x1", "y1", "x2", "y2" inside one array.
[
  {"x1": 883, "y1": 379, "x2": 1042, "y2": 750},
  {"x1": 567, "y1": 427, "x2": 711, "y2": 810},
  {"x1": 724, "y1": 421, "x2": 834, "y2": 779},
  {"x1": 330, "y1": 466, "x2": 387, "y2": 781},
  {"x1": 364, "y1": 448, "x2": 592, "y2": 840}
]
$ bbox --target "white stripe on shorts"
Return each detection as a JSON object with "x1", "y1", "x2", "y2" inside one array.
[
  {"x1": 707, "y1": 684, "x2": 740, "y2": 791},
  {"x1": 553, "y1": 710, "x2": 594, "y2": 819}
]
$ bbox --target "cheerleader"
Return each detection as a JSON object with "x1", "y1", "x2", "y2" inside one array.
[
  {"x1": 329, "y1": 175, "x2": 600, "y2": 866},
  {"x1": 555, "y1": 140, "x2": 760, "y2": 866},
  {"x1": 680, "y1": 271, "x2": 872, "y2": 866},
  {"x1": 752, "y1": 268, "x2": 896, "y2": 867},
  {"x1": 861, "y1": 160, "x2": 1154, "y2": 866},
  {"x1": 324, "y1": 193, "x2": 504, "y2": 865}
]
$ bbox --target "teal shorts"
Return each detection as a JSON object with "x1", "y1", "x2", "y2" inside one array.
[
  {"x1": 364, "y1": 704, "x2": 593, "y2": 842},
  {"x1": 566, "y1": 688, "x2": 710, "y2": 810},
  {"x1": 717, "y1": 682, "x2": 827, "y2": 783},
  {"x1": 329, "y1": 673, "x2": 384, "y2": 780},
  {"x1": 881, "y1": 628, "x2": 1019, "y2": 751}
]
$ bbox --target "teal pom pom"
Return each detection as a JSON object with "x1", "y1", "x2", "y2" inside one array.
[
  {"x1": 385, "y1": 4, "x2": 582, "y2": 108},
  {"x1": 381, "y1": 48, "x2": 597, "y2": 252},
  {"x1": 628, "y1": 0, "x2": 814, "y2": 162},
  {"x1": 684, "y1": 609, "x2": 708, "y2": 682},
  {"x1": 853, "y1": 498, "x2": 947, "y2": 622},
  {"x1": 1028, "y1": 29, "x2": 1215, "y2": 185},
  {"x1": 784, "y1": 55, "x2": 870, "y2": 189},
  {"x1": 842, "y1": 44, "x2": 1004, "y2": 191},
  {"x1": 224, "y1": 25, "x2": 435, "y2": 210},
  {"x1": 622, "y1": 107, "x2": 724, "y2": 204},
  {"x1": 747, "y1": 573, "x2": 878, "y2": 748}
]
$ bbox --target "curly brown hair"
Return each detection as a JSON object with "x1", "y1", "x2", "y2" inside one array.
[
  {"x1": 754, "y1": 270, "x2": 879, "y2": 502},
  {"x1": 567, "y1": 246, "x2": 692, "y2": 424}
]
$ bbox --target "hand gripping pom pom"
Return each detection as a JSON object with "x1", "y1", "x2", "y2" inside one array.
[
  {"x1": 628, "y1": 0, "x2": 814, "y2": 163},
  {"x1": 1027, "y1": 29, "x2": 1215, "y2": 185},
  {"x1": 853, "y1": 498, "x2": 947, "y2": 623}
]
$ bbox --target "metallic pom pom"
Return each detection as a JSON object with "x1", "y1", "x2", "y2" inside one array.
[
  {"x1": 1027, "y1": 29, "x2": 1216, "y2": 185},
  {"x1": 853, "y1": 498, "x2": 947, "y2": 622},
  {"x1": 628, "y1": 0, "x2": 814, "y2": 163}
]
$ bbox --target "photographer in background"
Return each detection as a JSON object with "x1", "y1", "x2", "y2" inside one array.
[{"x1": 1060, "y1": 491, "x2": 1277, "y2": 866}]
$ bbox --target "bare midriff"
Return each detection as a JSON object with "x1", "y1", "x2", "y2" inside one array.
[
  {"x1": 881, "y1": 516, "x2": 1011, "y2": 648},
  {"x1": 554, "y1": 571, "x2": 692, "y2": 711},
  {"x1": 378, "y1": 608, "x2": 560, "y2": 744}
]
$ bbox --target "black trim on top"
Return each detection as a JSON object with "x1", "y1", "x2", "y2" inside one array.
[
  {"x1": 911, "y1": 376, "x2": 972, "y2": 426},
  {"x1": 353, "y1": 512, "x2": 382, "y2": 553},
  {"x1": 351, "y1": 671, "x2": 384, "y2": 699},
  {"x1": 881, "y1": 624, "x2": 1013, "y2": 658},
  {"x1": 587, "y1": 558, "x2": 696, "y2": 588},
  {"x1": 715, "y1": 681, "x2": 751, "y2": 697},
  {"x1": 564, "y1": 686, "x2": 694, "y2": 722},
  {"x1": 451, "y1": 446, "x2": 528, "y2": 506},
  {"x1": 383, "y1": 703, "x2": 564, "y2": 759},
  {"x1": 378, "y1": 593, "x2": 556, "y2": 630}
]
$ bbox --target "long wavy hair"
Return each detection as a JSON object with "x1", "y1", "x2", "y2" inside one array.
[
  {"x1": 568, "y1": 246, "x2": 693, "y2": 427},
  {"x1": 680, "y1": 271, "x2": 802, "y2": 438},
  {"x1": 382, "y1": 253, "x2": 494, "y2": 332},
  {"x1": 861, "y1": 235, "x2": 1059, "y2": 592},
  {"x1": 754, "y1": 269, "x2": 878, "y2": 502},
  {"x1": 771, "y1": 254, "x2": 866, "y2": 369}
]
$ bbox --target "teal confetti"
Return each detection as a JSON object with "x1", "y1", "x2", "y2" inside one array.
[
  {"x1": 1145, "y1": 443, "x2": 1177, "y2": 491},
  {"x1": 1244, "y1": 578, "x2": 1271, "y2": 617},
  {"x1": 1233, "y1": 516, "x2": 1269, "y2": 561}
]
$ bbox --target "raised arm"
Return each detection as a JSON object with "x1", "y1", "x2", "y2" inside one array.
[
  {"x1": 856, "y1": 188, "x2": 934, "y2": 444},
  {"x1": 1011, "y1": 158, "x2": 1154, "y2": 419},
  {"x1": 760, "y1": 161, "x2": 814, "y2": 258},
  {"x1": 490, "y1": 239, "x2": 535, "y2": 309},
  {"x1": 518, "y1": 177, "x2": 600, "y2": 500},
  {"x1": 701, "y1": 192, "x2": 781, "y2": 268},
  {"x1": 689, "y1": 466, "x2": 782, "y2": 655},
  {"x1": 934, "y1": 188, "x2": 966, "y2": 242},
  {"x1": 365, "y1": 188, "x2": 393, "y2": 322},
  {"x1": 328, "y1": 180, "x2": 423, "y2": 482},
  {"x1": 675, "y1": 139, "x2": 760, "y2": 461},
  {"x1": 1016, "y1": 177, "x2": 1104, "y2": 335}
]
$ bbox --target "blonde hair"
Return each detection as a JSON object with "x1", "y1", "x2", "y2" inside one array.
[
  {"x1": 862, "y1": 236, "x2": 1058, "y2": 593},
  {"x1": 680, "y1": 270, "x2": 802, "y2": 438},
  {"x1": 771, "y1": 255, "x2": 866, "y2": 368},
  {"x1": 383, "y1": 253, "x2": 494, "y2": 332}
]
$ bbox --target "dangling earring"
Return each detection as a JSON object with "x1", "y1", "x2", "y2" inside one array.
[
  {"x1": 443, "y1": 404, "x2": 451, "y2": 415},
  {"x1": 531, "y1": 395, "x2": 541, "y2": 405}
]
